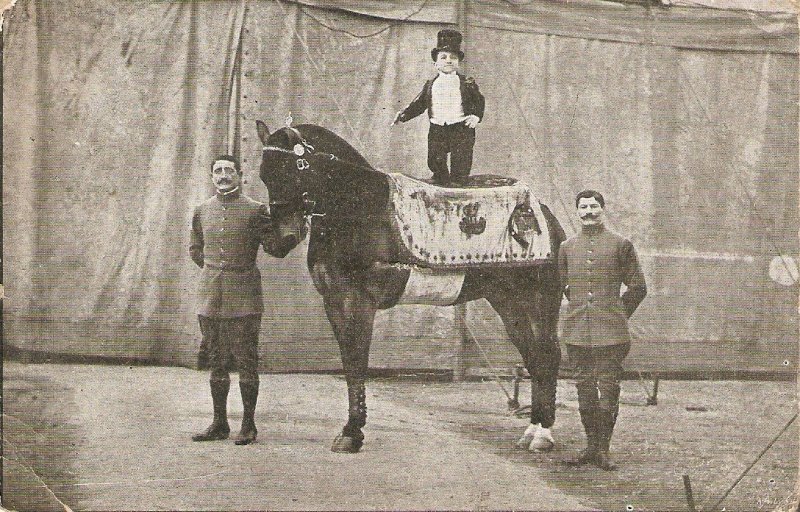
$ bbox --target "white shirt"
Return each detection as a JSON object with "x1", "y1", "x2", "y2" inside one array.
[{"x1": 430, "y1": 72, "x2": 466, "y2": 125}]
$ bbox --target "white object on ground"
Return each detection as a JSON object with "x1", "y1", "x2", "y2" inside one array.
[
  {"x1": 516, "y1": 422, "x2": 538, "y2": 449},
  {"x1": 530, "y1": 424, "x2": 555, "y2": 452}
]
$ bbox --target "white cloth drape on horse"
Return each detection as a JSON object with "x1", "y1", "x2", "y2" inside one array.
[{"x1": 386, "y1": 173, "x2": 553, "y2": 268}]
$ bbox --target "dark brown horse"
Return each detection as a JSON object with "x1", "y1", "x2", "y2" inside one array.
[{"x1": 256, "y1": 121, "x2": 566, "y2": 453}]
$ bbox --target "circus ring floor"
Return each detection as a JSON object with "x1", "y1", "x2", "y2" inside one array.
[{"x1": 2, "y1": 362, "x2": 797, "y2": 511}]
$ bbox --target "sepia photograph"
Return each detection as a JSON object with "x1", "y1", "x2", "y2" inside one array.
[{"x1": 2, "y1": 0, "x2": 798, "y2": 510}]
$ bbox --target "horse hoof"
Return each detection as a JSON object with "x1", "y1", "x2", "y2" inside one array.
[
  {"x1": 530, "y1": 437, "x2": 555, "y2": 452},
  {"x1": 516, "y1": 432, "x2": 536, "y2": 450},
  {"x1": 516, "y1": 423, "x2": 538, "y2": 450},
  {"x1": 530, "y1": 427, "x2": 555, "y2": 452},
  {"x1": 331, "y1": 433, "x2": 362, "y2": 453}
]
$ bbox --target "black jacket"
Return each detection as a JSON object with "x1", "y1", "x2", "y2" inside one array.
[{"x1": 397, "y1": 73, "x2": 485, "y2": 123}]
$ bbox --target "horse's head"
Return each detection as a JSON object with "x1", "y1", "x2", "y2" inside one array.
[
  {"x1": 256, "y1": 120, "x2": 375, "y2": 250},
  {"x1": 256, "y1": 120, "x2": 316, "y2": 251}
]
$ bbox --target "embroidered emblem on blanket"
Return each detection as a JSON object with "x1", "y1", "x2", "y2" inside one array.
[{"x1": 386, "y1": 173, "x2": 552, "y2": 268}]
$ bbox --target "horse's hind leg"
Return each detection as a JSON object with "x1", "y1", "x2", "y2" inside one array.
[
  {"x1": 322, "y1": 289, "x2": 376, "y2": 453},
  {"x1": 534, "y1": 264, "x2": 564, "y2": 432},
  {"x1": 487, "y1": 291, "x2": 561, "y2": 451}
]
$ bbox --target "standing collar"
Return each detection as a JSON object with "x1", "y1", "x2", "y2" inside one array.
[
  {"x1": 215, "y1": 186, "x2": 241, "y2": 201},
  {"x1": 580, "y1": 223, "x2": 605, "y2": 236}
]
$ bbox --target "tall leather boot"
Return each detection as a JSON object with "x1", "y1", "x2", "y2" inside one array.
[
  {"x1": 192, "y1": 379, "x2": 231, "y2": 441},
  {"x1": 234, "y1": 381, "x2": 259, "y2": 445},
  {"x1": 570, "y1": 407, "x2": 599, "y2": 465},
  {"x1": 595, "y1": 410, "x2": 618, "y2": 471}
]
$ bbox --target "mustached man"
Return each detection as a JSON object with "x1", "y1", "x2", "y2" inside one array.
[
  {"x1": 189, "y1": 155, "x2": 295, "y2": 445},
  {"x1": 558, "y1": 190, "x2": 647, "y2": 470}
]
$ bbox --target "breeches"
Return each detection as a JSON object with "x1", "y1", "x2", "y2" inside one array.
[
  {"x1": 199, "y1": 314, "x2": 261, "y2": 384},
  {"x1": 428, "y1": 122, "x2": 475, "y2": 180},
  {"x1": 566, "y1": 343, "x2": 630, "y2": 417}
]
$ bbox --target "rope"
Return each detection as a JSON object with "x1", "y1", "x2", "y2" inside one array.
[
  {"x1": 706, "y1": 411, "x2": 798, "y2": 511},
  {"x1": 296, "y1": 0, "x2": 431, "y2": 39},
  {"x1": 461, "y1": 315, "x2": 513, "y2": 402}
]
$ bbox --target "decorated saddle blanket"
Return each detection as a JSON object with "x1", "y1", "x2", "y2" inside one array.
[{"x1": 386, "y1": 173, "x2": 553, "y2": 268}]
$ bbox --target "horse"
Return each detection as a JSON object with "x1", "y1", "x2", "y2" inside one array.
[{"x1": 256, "y1": 120, "x2": 566, "y2": 453}]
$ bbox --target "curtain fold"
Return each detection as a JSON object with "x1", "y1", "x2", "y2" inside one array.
[
  {"x1": 282, "y1": 0, "x2": 458, "y2": 24},
  {"x1": 468, "y1": 0, "x2": 797, "y2": 54},
  {"x1": 4, "y1": 0, "x2": 797, "y2": 371},
  {"x1": 4, "y1": 0, "x2": 247, "y2": 364}
]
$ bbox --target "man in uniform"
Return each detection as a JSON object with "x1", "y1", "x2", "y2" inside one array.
[
  {"x1": 189, "y1": 155, "x2": 295, "y2": 445},
  {"x1": 558, "y1": 190, "x2": 647, "y2": 470}
]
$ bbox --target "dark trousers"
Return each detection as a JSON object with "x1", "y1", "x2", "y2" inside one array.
[
  {"x1": 198, "y1": 314, "x2": 261, "y2": 385},
  {"x1": 567, "y1": 342, "x2": 630, "y2": 454},
  {"x1": 428, "y1": 122, "x2": 475, "y2": 183},
  {"x1": 566, "y1": 343, "x2": 630, "y2": 419}
]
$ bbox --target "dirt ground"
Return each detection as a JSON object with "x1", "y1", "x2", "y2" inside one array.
[{"x1": 2, "y1": 362, "x2": 798, "y2": 511}]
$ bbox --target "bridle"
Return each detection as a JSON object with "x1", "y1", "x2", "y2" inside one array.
[
  {"x1": 261, "y1": 126, "x2": 378, "y2": 230},
  {"x1": 261, "y1": 127, "x2": 325, "y2": 221},
  {"x1": 262, "y1": 126, "x2": 317, "y2": 169}
]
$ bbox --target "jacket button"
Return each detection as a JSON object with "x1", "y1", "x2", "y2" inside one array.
[
  {"x1": 587, "y1": 259, "x2": 593, "y2": 264},
  {"x1": 220, "y1": 227, "x2": 225, "y2": 231}
]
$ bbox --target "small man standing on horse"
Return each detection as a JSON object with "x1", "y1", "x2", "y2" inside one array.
[
  {"x1": 189, "y1": 155, "x2": 296, "y2": 445},
  {"x1": 392, "y1": 29, "x2": 485, "y2": 185},
  {"x1": 558, "y1": 190, "x2": 647, "y2": 470}
]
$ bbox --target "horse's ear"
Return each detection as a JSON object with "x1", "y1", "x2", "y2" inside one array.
[{"x1": 256, "y1": 120, "x2": 271, "y2": 144}]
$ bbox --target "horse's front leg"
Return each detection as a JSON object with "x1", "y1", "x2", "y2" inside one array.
[{"x1": 322, "y1": 288, "x2": 376, "y2": 453}]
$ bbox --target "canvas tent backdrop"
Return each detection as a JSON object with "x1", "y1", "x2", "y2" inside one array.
[{"x1": 4, "y1": 0, "x2": 798, "y2": 373}]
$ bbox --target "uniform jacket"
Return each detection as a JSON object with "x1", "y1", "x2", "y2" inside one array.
[
  {"x1": 558, "y1": 224, "x2": 647, "y2": 347},
  {"x1": 190, "y1": 190, "x2": 275, "y2": 318},
  {"x1": 397, "y1": 73, "x2": 485, "y2": 123}
]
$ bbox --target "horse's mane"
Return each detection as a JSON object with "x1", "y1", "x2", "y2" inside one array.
[{"x1": 293, "y1": 124, "x2": 376, "y2": 172}]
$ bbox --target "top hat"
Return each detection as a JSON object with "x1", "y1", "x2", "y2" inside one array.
[{"x1": 431, "y1": 29, "x2": 464, "y2": 61}]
